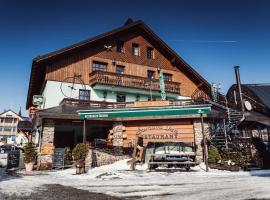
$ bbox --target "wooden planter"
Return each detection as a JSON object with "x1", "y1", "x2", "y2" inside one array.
[{"x1": 25, "y1": 162, "x2": 34, "y2": 172}]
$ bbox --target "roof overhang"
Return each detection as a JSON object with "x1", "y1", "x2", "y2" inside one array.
[
  {"x1": 244, "y1": 111, "x2": 270, "y2": 127},
  {"x1": 78, "y1": 105, "x2": 211, "y2": 120}
]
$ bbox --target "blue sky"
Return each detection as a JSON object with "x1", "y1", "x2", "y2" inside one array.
[{"x1": 0, "y1": 0, "x2": 270, "y2": 115}]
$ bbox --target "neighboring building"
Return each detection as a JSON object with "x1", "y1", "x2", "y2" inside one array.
[
  {"x1": 227, "y1": 83, "x2": 270, "y2": 139},
  {"x1": 26, "y1": 19, "x2": 225, "y2": 169},
  {"x1": 0, "y1": 109, "x2": 24, "y2": 144},
  {"x1": 226, "y1": 67, "x2": 270, "y2": 167}
]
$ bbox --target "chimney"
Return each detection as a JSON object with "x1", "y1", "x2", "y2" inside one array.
[{"x1": 234, "y1": 66, "x2": 245, "y2": 112}]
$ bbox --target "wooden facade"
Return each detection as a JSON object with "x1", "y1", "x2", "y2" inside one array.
[
  {"x1": 27, "y1": 19, "x2": 211, "y2": 109},
  {"x1": 123, "y1": 120, "x2": 194, "y2": 147}
]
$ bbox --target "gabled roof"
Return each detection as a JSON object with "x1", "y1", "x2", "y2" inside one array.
[
  {"x1": 244, "y1": 84, "x2": 270, "y2": 110},
  {"x1": 26, "y1": 19, "x2": 211, "y2": 109},
  {"x1": 0, "y1": 109, "x2": 24, "y2": 120}
]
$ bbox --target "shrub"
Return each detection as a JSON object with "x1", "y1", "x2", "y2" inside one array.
[
  {"x1": 64, "y1": 147, "x2": 73, "y2": 165},
  {"x1": 220, "y1": 149, "x2": 248, "y2": 167},
  {"x1": 208, "y1": 146, "x2": 221, "y2": 163},
  {"x1": 23, "y1": 142, "x2": 37, "y2": 163},
  {"x1": 72, "y1": 143, "x2": 89, "y2": 161}
]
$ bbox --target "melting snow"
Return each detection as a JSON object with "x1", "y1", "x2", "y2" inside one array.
[{"x1": 1, "y1": 159, "x2": 270, "y2": 200}]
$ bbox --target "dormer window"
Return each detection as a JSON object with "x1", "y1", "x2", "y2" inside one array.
[
  {"x1": 147, "y1": 47, "x2": 154, "y2": 59},
  {"x1": 132, "y1": 43, "x2": 140, "y2": 56},
  {"x1": 116, "y1": 40, "x2": 124, "y2": 53}
]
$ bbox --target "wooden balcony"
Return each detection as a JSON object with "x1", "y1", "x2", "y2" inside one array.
[
  {"x1": 89, "y1": 71, "x2": 181, "y2": 94},
  {"x1": 60, "y1": 98, "x2": 198, "y2": 109}
]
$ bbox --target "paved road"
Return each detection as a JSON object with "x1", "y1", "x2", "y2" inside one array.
[
  {"x1": 0, "y1": 184, "x2": 125, "y2": 200},
  {"x1": 1, "y1": 168, "x2": 270, "y2": 200}
]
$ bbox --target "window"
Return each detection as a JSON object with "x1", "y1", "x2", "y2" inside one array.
[
  {"x1": 116, "y1": 94, "x2": 126, "y2": 102},
  {"x1": 147, "y1": 70, "x2": 155, "y2": 79},
  {"x1": 116, "y1": 40, "x2": 124, "y2": 53},
  {"x1": 116, "y1": 65, "x2": 125, "y2": 74},
  {"x1": 132, "y1": 43, "x2": 139, "y2": 56},
  {"x1": 92, "y1": 61, "x2": 107, "y2": 72},
  {"x1": 4, "y1": 127, "x2": 12, "y2": 132},
  {"x1": 79, "y1": 89, "x2": 90, "y2": 100},
  {"x1": 147, "y1": 47, "x2": 154, "y2": 59},
  {"x1": 5, "y1": 118, "x2": 13, "y2": 123},
  {"x1": 148, "y1": 96, "x2": 156, "y2": 101},
  {"x1": 163, "y1": 73, "x2": 173, "y2": 82}
]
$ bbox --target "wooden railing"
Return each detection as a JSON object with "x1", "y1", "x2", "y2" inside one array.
[
  {"x1": 89, "y1": 71, "x2": 181, "y2": 94},
  {"x1": 60, "y1": 98, "x2": 199, "y2": 109}
]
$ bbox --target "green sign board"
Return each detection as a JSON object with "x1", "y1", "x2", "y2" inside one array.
[
  {"x1": 79, "y1": 106, "x2": 211, "y2": 119},
  {"x1": 32, "y1": 95, "x2": 44, "y2": 106}
]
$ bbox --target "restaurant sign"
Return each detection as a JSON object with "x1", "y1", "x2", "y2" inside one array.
[{"x1": 137, "y1": 126, "x2": 178, "y2": 140}]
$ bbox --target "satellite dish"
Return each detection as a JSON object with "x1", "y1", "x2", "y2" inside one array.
[
  {"x1": 244, "y1": 100, "x2": 252, "y2": 111},
  {"x1": 60, "y1": 74, "x2": 86, "y2": 99}
]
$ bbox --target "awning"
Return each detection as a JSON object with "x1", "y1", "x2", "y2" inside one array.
[{"x1": 78, "y1": 105, "x2": 211, "y2": 119}]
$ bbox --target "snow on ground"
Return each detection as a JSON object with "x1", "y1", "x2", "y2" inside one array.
[{"x1": 1, "y1": 159, "x2": 270, "y2": 200}]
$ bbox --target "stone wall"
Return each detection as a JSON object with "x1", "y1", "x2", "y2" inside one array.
[
  {"x1": 108, "y1": 122, "x2": 125, "y2": 153},
  {"x1": 38, "y1": 119, "x2": 55, "y2": 170},
  {"x1": 85, "y1": 148, "x2": 130, "y2": 167},
  {"x1": 193, "y1": 119, "x2": 211, "y2": 163}
]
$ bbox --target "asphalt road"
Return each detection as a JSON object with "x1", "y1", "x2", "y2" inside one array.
[{"x1": 0, "y1": 184, "x2": 125, "y2": 200}]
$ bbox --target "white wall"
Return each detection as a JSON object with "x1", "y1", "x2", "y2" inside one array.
[{"x1": 42, "y1": 80, "x2": 189, "y2": 109}]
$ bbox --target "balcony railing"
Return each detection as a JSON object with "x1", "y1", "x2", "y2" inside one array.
[
  {"x1": 89, "y1": 71, "x2": 181, "y2": 94},
  {"x1": 60, "y1": 98, "x2": 198, "y2": 109}
]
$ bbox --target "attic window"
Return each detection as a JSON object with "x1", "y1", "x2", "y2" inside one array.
[
  {"x1": 116, "y1": 41, "x2": 124, "y2": 53},
  {"x1": 132, "y1": 43, "x2": 140, "y2": 56},
  {"x1": 163, "y1": 73, "x2": 173, "y2": 82},
  {"x1": 147, "y1": 47, "x2": 154, "y2": 59}
]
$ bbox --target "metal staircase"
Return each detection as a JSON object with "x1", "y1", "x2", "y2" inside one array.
[
  {"x1": 210, "y1": 108, "x2": 245, "y2": 149},
  {"x1": 191, "y1": 83, "x2": 245, "y2": 149}
]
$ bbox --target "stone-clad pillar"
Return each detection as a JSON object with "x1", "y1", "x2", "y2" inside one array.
[
  {"x1": 38, "y1": 119, "x2": 55, "y2": 170},
  {"x1": 193, "y1": 119, "x2": 210, "y2": 163},
  {"x1": 112, "y1": 122, "x2": 124, "y2": 154}
]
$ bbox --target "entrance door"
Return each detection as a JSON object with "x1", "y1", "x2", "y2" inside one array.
[{"x1": 54, "y1": 131, "x2": 75, "y2": 149}]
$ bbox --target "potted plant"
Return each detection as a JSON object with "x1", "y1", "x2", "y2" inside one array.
[
  {"x1": 23, "y1": 142, "x2": 37, "y2": 172},
  {"x1": 72, "y1": 143, "x2": 89, "y2": 174}
]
